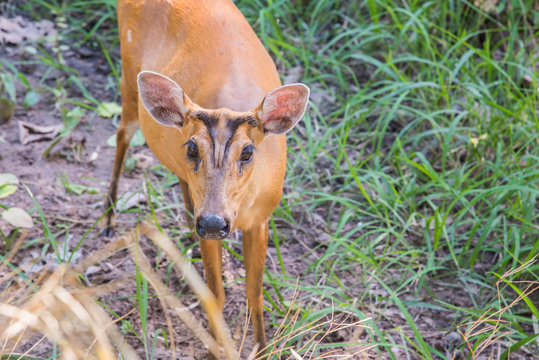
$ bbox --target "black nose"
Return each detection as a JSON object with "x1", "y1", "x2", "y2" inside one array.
[{"x1": 196, "y1": 215, "x2": 230, "y2": 239}]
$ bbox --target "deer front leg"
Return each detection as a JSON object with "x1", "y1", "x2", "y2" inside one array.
[
  {"x1": 242, "y1": 222, "x2": 268, "y2": 357},
  {"x1": 101, "y1": 106, "x2": 139, "y2": 237},
  {"x1": 200, "y1": 238, "x2": 225, "y2": 360}
]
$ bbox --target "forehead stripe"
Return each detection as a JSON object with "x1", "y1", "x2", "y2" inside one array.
[
  {"x1": 193, "y1": 111, "x2": 219, "y2": 129},
  {"x1": 191, "y1": 112, "x2": 257, "y2": 167}
]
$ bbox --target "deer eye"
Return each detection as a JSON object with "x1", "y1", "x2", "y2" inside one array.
[
  {"x1": 240, "y1": 145, "x2": 254, "y2": 163},
  {"x1": 185, "y1": 140, "x2": 198, "y2": 160}
]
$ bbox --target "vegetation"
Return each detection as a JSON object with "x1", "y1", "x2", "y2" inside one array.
[{"x1": 1, "y1": 0, "x2": 538, "y2": 358}]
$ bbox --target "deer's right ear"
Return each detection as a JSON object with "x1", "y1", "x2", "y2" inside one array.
[{"x1": 137, "y1": 71, "x2": 191, "y2": 127}]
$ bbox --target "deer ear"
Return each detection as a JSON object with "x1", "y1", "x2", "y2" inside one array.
[
  {"x1": 137, "y1": 71, "x2": 190, "y2": 127},
  {"x1": 257, "y1": 83, "x2": 310, "y2": 135}
]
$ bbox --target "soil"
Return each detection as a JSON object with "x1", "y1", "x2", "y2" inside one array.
[{"x1": 0, "y1": 17, "x2": 536, "y2": 360}]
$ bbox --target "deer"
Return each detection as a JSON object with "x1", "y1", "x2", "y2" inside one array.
[{"x1": 102, "y1": 0, "x2": 309, "y2": 358}]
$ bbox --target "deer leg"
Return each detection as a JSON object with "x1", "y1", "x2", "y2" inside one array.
[
  {"x1": 200, "y1": 238, "x2": 225, "y2": 360},
  {"x1": 179, "y1": 179, "x2": 195, "y2": 230},
  {"x1": 242, "y1": 222, "x2": 268, "y2": 357},
  {"x1": 101, "y1": 101, "x2": 138, "y2": 237}
]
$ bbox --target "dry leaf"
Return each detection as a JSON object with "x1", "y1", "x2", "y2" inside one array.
[
  {"x1": 1, "y1": 207, "x2": 33, "y2": 228},
  {"x1": 118, "y1": 190, "x2": 147, "y2": 211},
  {"x1": 470, "y1": 134, "x2": 488, "y2": 148},
  {"x1": 0, "y1": 16, "x2": 57, "y2": 45},
  {"x1": 474, "y1": 0, "x2": 499, "y2": 13},
  {"x1": 18, "y1": 120, "x2": 62, "y2": 145}
]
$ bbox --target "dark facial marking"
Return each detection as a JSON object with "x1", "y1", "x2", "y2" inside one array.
[
  {"x1": 193, "y1": 111, "x2": 219, "y2": 129},
  {"x1": 223, "y1": 115, "x2": 258, "y2": 160},
  {"x1": 191, "y1": 113, "x2": 258, "y2": 168},
  {"x1": 192, "y1": 111, "x2": 220, "y2": 165},
  {"x1": 227, "y1": 115, "x2": 258, "y2": 134}
]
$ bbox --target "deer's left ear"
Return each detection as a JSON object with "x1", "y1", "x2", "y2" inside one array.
[{"x1": 256, "y1": 83, "x2": 310, "y2": 135}]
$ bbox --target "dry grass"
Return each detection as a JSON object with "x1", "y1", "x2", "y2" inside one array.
[
  {"x1": 0, "y1": 224, "x2": 233, "y2": 359},
  {"x1": 2, "y1": 225, "x2": 533, "y2": 359},
  {"x1": 0, "y1": 232, "x2": 138, "y2": 360},
  {"x1": 0, "y1": 224, "x2": 375, "y2": 359},
  {"x1": 457, "y1": 256, "x2": 539, "y2": 359}
]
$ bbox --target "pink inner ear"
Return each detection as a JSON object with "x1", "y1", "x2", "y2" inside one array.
[
  {"x1": 261, "y1": 83, "x2": 309, "y2": 134},
  {"x1": 271, "y1": 93, "x2": 296, "y2": 118},
  {"x1": 264, "y1": 90, "x2": 300, "y2": 123}
]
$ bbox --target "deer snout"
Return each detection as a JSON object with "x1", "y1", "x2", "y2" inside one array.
[{"x1": 196, "y1": 215, "x2": 230, "y2": 240}]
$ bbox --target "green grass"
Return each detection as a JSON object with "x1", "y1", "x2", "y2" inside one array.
[{"x1": 2, "y1": 0, "x2": 538, "y2": 358}]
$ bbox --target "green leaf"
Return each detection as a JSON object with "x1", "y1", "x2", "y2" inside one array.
[
  {"x1": 66, "y1": 184, "x2": 99, "y2": 196},
  {"x1": 0, "y1": 173, "x2": 18, "y2": 187},
  {"x1": 23, "y1": 91, "x2": 40, "y2": 108},
  {"x1": 124, "y1": 157, "x2": 137, "y2": 172},
  {"x1": 68, "y1": 184, "x2": 85, "y2": 195},
  {"x1": 0, "y1": 184, "x2": 17, "y2": 198},
  {"x1": 0, "y1": 72, "x2": 16, "y2": 102},
  {"x1": 2, "y1": 207, "x2": 34, "y2": 228},
  {"x1": 107, "y1": 129, "x2": 145, "y2": 148},
  {"x1": 106, "y1": 133, "x2": 116, "y2": 147},
  {"x1": 130, "y1": 129, "x2": 146, "y2": 147},
  {"x1": 62, "y1": 106, "x2": 84, "y2": 133},
  {"x1": 24, "y1": 46, "x2": 37, "y2": 55},
  {"x1": 0, "y1": 97, "x2": 15, "y2": 123},
  {"x1": 97, "y1": 102, "x2": 122, "y2": 118},
  {"x1": 41, "y1": 107, "x2": 85, "y2": 158}
]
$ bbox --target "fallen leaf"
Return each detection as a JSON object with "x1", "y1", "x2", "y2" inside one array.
[
  {"x1": 0, "y1": 16, "x2": 57, "y2": 46},
  {"x1": 97, "y1": 102, "x2": 122, "y2": 118},
  {"x1": 2, "y1": 207, "x2": 33, "y2": 228},
  {"x1": 0, "y1": 72, "x2": 16, "y2": 102},
  {"x1": 474, "y1": 0, "x2": 499, "y2": 13},
  {"x1": 470, "y1": 134, "x2": 487, "y2": 148},
  {"x1": 124, "y1": 156, "x2": 137, "y2": 172},
  {"x1": 106, "y1": 129, "x2": 146, "y2": 147},
  {"x1": 130, "y1": 129, "x2": 146, "y2": 146},
  {"x1": 0, "y1": 173, "x2": 18, "y2": 186},
  {"x1": 18, "y1": 120, "x2": 62, "y2": 145},
  {"x1": 63, "y1": 182, "x2": 99, "y2": 196},
  {"x1": 106, "y1": 133, "x2": 116, "y2": 147},
  {"x1": 0, "y1": 184, "x2": 17, "y2": 198},
  {"x1": 118, "y1": 190, "x2": 147, "y2": 211},
  {"x1": 87, "y1": 151, "x2": 99, "y2": 163},
  {"x1": 23, "y1": 91, "x2": 40, "y2": 108},
  {"x1": 85, "y1": 265, "x2": 101, "y2": 276}
]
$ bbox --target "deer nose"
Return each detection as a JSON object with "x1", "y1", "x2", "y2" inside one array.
[{"x1": 196, "y1": 215, "x2": 230, "y2": 240}]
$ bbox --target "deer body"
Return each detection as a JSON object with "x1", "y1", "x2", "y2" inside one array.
[{"x1": 105, "y1": 0, "x2": 309, "y2": 357}]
